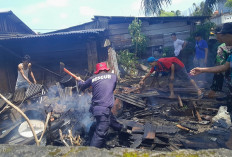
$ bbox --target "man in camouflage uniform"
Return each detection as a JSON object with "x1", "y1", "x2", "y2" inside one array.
[
  {"x1": 191, "y1": 22, "x2": 232, "y2": 112},
  {"x1": 209, "y1": 28, "x2": 232, "y2": 97}
]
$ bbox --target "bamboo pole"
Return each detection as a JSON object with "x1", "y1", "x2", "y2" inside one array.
[
  {"x1": 0, "y1": 93, "x2": 50, "y2": 146},
  {"x1": 38, "y1": 112, "x2": 51, "y2": 142}
]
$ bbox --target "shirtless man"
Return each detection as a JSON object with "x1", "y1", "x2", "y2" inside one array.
[{"x1": 15, "y1": 55, "x2": 36, "y2": 90}]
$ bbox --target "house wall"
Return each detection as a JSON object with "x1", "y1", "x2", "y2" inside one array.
[
  {"x1": 211, "y1": 13, "x2": 232, "y2": 25},
  {"x1": 0, "y1": 36, "x2": 107, "y2": 92},
  {"x1": 0, "y1": 48, "x2": 19, "y2": 93},
  {"x1": 107, "y1": 21, "x2": 192, "y2": 50}
]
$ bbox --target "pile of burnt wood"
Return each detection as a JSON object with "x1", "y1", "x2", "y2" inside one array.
[
  {"x1": 0, "y1": 81, "x2": 91, "y2": 146},
  {"x1": 108, "y1": 81, "x2": 232, "y2": 151},
  {"x1": 0, "y1": 75, "x2": 232, "y2": 151}
]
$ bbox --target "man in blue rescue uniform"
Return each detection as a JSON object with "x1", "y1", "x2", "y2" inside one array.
[{"x1": 75, "y1": 62, "x2": 123, "y2": 148}]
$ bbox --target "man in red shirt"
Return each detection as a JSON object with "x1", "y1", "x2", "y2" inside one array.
[{"x1": 139, "y1": 57, "x2": 202, "y2": 98}]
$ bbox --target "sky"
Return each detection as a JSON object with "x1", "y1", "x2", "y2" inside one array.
[{"x1": 0, "y1": 0, "x2": 203, "y2": 33}]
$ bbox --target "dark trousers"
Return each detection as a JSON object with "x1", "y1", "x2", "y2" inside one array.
[
  {"x1": 90, "y1": 112, "x2": 122, "y2": 148},
  {"x1": 210, "y1": 73, "x2": 224, "y2": 91}
]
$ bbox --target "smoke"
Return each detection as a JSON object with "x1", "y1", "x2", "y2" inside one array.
[
  {"x1": 43, "y1": 85, "x2": 94, "y2": 132},
  {"x1": 75, "y1": 93, "x2": 94, "y2": 132}
]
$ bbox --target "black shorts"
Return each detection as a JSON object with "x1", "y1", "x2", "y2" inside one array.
[{"x1": 169, "y1": 63, "x2": 191, "y2": 82}]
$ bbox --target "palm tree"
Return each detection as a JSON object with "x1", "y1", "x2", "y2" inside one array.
[{"x1": 141, "y1": 0, "x2": 223, "y2": 16}]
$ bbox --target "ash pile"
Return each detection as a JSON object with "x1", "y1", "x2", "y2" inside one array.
[{"x1": 0, "y1": 73, "x2": 232, "y2": 151}]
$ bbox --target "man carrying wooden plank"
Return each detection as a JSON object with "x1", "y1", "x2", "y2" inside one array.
[
  {"x1": 75, "y1": 62, "x2": 123, "y2": 148},
  {"x1": 139, "y1": 57, "x2": 202, "y2": 98},
  {"x1": 15, "y1": 55, "x2": 37, "y2": 90}
]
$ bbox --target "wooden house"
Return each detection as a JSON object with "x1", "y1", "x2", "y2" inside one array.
[
  {"x1": 0, "y1": 29, "x2": 107, "y2": 93},
  {"x1": 0, "y1": 11, "x2": 35, "y2": 93},
  {"x1": 49, "y1": 15, "x2": 209, "y2": 55}
]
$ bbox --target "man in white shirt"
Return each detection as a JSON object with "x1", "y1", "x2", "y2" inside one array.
[
  {"x1": 171, "y1": 33, "x2": 187, "y2": 57},
  {"x1": 15, "y1": 55, "x2": 37, "y2": 90}
]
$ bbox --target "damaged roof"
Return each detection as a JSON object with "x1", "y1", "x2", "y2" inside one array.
[
  {"x1": 0, "y1": 28, "x2": 106, "y2": 41},
  {"x1": 0, "y1": 10, "x2": 35, "y2": 39}
]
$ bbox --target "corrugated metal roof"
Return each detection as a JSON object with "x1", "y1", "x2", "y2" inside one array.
[
  {"x1": 46, "y1": 21, "x2": 96, "y2": 34},
  {"x1": 45, "y1": 15, "x2": 209, "y2": 34},
  {"x1": 0, "y1": 11, "x2": 35, "y2": 36},
  {"x1": 94, "y1": 15, "x2": 210, "y2": 21},
  {"x1": 0, "y1": 29, "x2": 105, "y2": 40}
]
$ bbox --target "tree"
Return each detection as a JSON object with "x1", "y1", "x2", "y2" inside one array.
[
  {"x1": 159, "y1": 10, "x2": 175, "y2": 16},
  {"x1": 158, "y1": 9, "x2": 181, "y2": 16},
  {"x1": 175, "y1": 10, "x2": 181, "y2": 16},
  {"x1": 225, "y1": 0, "x2": 232, "y2": 8},
  {"x1": 141, "y1": 0, "x2": 224, "y2": 16},
  {"x1": 191, "y1": 2, "x2": 213, "y2": 16},
  {"x1": 128, "y1": 18, "x2": 147, "y2": 57}
]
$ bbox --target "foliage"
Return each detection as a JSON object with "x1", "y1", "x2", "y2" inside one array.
[
  {"x1": 162, "y1": 47, "x2": 174, "y2": 57},
  {"x1": 142, "y1": 0, "x2": 172, "y2": 15},
  {"x1": 175, "y1": 10, "x2": 181, "y2": 16},
  {"x1": 225, "y1": 0, "x2": 232, "y2": 8},
  {"x1": 188, "y1": 22, "x2": 216, "y2": 42},
  {"x1": 191, "y1": 2, "x2": 213, "y2": 16},
  {"x1": 141, "y1": 0, "x2": 220, "y2": 16},
  {"x1": 128, "y1": 18, "x2": 147, "y2": 57},
  {"x1": 159, "y1": 10, "x2": 174, "y2": 16},
  {"x1": 117, "y1": 49, "x2": 139, "y2": 75},
  {"x1": 158, "y1": 9, "x2": 181, "y2": 16}
]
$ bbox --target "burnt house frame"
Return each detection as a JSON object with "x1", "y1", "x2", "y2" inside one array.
[
  {"x1": 0, "y1": 11, "x2": 35, "y2": 93},
  {"x1": 0, "y1": 29, "x2": 108, "y2": 93}
]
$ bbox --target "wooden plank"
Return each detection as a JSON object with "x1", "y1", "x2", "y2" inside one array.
[
  {"x1": 109, "y1": 29, "x2": 129, "y2": 36},
  {"x1": 120, "y1": 94, "x2": 146, "y2": 103},
  {"x1": 148, "y1": 38, "x2": 164, "y2": 47},
  {"x1": 143, "y1": 25, "x2": 191, "y2": 36},
  {"x1": 141, "y1": 22, "x2": 187, "y2": 31},
  {"x1": 109, "y1": 23, "x2": 131, "y2": 30},
  {"x1": 115, "y1": 94, "x2": 146, "y2": 108},
  {"x1": 192, "y1": 101, "x2": 202, "y2": 122},
  {"x1": 132, "y1": 126, "x2": 144, "y2": 134},
  {"x1": 163, "y1": 33, "x2": 190, "y2": 42},
  {"x1": 86, "y1": 41, "x2": 98, "y2": 73},
  {"x1": 90, "y1": 40, "x2": 98, "y2": 72},
  {"x1": 109, "y1": 34, "x2": 131, "y2": 40},
  {"x1": 130, "y1": 136, "x2": 143, "y2": 148},
  {"x1": 143, "y1": 122, "x2": 156, "y2": 140}
]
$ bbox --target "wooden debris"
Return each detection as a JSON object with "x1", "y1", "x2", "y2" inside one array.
[
  {"x1": 143, "y1": 123, "x2": 156, "y2": 140},
  {"x1": 115, "y1": 94, "x2": 146, "y2": 108},
  {"x1": 130, "y1": 135, "x2": 143, "y2": 148},
  {"x1": 59, "y1": 129, "x2": 69, "y2": 147},
  {"x1": 132, "y1": 125, "x2": 144, "y2": 134},
  {"x1": 192, "y1": 101, "x2": 202, "y2": 122},
  {"x1": 180, "y1": 123, "x2": 198, "y2": 131},
  {"x1": 177, "y1": 95, "x2": 183, "y2": 107},
  {"x1": 176, "y1": 124, "x2": 190, "y2": 131}
]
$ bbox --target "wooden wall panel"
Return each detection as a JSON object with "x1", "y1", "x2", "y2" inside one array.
[
  {"x1": 108, "y1": 21, "x2": 191, "y2": 49},
  {"x1": 141, "y1": 22, "x2": 187, "y2": 31},
  {"x1": 142, "y1": 25, "x2": 190, "y2": 36}
]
